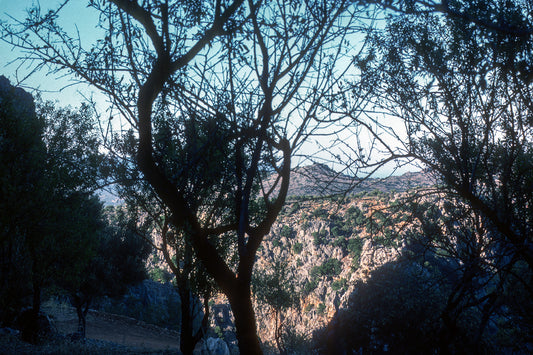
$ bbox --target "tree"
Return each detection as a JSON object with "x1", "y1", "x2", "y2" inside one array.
[
  {"x1": 327, "y1": 1, "x2": 533, "y2": 349},
  {"x1": 252, "y1": 260, "x2": 299, "y2": 354},
  {"x1": 0, "y1": 75, "x2": 45, "y2": 327},
  {"x1": 338, "y1": 0, "x2": 533, "y2": 270},
  {"x1": 111, "y1": 110, "x2": 232, "y2": 354},
  {"x1": 61, "y1": 206, "x2": 151, "y2": 339},
  {"x1": 1, "y1": 1, "x2": 363, "y2": 351},
  {"x1": 319, "y1": 256, "x2": 453, "y2": 354},
  {"x1": 0, "y1": 78, "x2": 107, "y2": 343}
]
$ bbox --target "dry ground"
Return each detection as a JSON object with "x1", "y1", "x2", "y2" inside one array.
[{"x1": 42, "y1": 300, "x2": 181, "y2": 351}]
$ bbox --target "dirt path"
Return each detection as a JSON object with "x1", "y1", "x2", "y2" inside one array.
[{"x1": 42, "y1": 301, "x2": 181, "y2": 351}]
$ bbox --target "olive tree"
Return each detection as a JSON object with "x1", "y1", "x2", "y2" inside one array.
[
  {"x1": 325, "y1": 0, "x2": 533, "y2": 349},
  {"x1": 334, "y1": 0, "x2": 533, "y2": 269},
  {"x1": 1, "y1": 1, "x2": 363, "y2": 351}
]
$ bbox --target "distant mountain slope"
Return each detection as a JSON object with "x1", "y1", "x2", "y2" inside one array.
[{"x1": 266, "y1": 163, "x2": 434, "y2": 198}]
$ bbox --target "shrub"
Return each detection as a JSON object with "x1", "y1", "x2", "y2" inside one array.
[
  {"x1": 347, "y1": 238, "x2": 363, "y2": 256},
  {"x1": 280, "y1": 225, "x2": 294, "y2": 238},
  {"x1": 333, "y1": 235, "x2": 347, "y2": 250},
  {"x1": 331, "y1": 278, "x2": 347, "y2": 292},
  {"x1": 302, "y1": 279, "x2": 318, "y2": 296},
  {"x1": 317, "y1": 303, "x2": 326, "y2": 315},
  {"x1": 311, "y1": 259, "x2": 342, "y2": 278},
  {"x1": 311, "y1": 207, "x2": 328, "y2": 219},
  {"x1": 312, "y1": 228, "x2": 328, "y2": 246},
  {"x1": 346, "y1": 206, "x2": 365, "y2": 226},
  {"x1": 149, "y1": 267, "x2": 173, "y2": 283},
  {"x1": 293, "y1": 242, "x2": 303, "y2": 254}
]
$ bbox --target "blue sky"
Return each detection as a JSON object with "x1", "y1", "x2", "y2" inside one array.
[
  {"x1": 0, "y1": 0, "x2": 102, "y2": 106},
  {"x1": 0, "y1": 1, "x2": 417, "y2": 177}
]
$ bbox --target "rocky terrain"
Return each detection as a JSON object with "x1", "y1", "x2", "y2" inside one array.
[
  {"x1": 19, "y1": 165, "x2": 431, "y2": 353},
  {"x1": 230, "y1": 165, "x2": 433, "y2": 350},
  {"x1": 266, "y1": 163, "x2": 433, "y2": 198},
  {"x1": 253, "y1": 192, "x2": 416, "y2": 350}
]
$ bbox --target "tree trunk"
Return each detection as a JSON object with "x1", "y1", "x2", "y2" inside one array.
[
  {"x1": 72, "y1": 294, "x2": 90, "y2": 339},
  {"x1": 179, "y1": 284, "x2": 196, "y2": 355},
  {"x1": 275, "y1": 310, "x2": 287, "y2": 355},
  {"x1": 23, "y1": 276, "x2": 41, "y2": 344},
  {"x1": 227, "y1": 282, "x2": 263, "y2": 354}
]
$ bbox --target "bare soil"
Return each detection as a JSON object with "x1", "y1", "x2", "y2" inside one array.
[{"x1": 42, "y1": 300, "x2": 181, "y2": 352}]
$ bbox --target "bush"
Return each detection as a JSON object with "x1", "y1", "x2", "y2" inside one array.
[
  {"x1": 311, "y1": 259, "x2": 342, "y2": 278},
  {"x1": 317, "y1": 303, "x2": 326, "y2": 315},
  {"x1": 331, "y1": 278, "x2": 347, "y2": 292},
  {"x1": 346, "y1": 206, "x2": 365, "y2": 226},
  {"x1": 312, "y1": 229, "x2": 328, "y2": 246},
  {"x1": 311, "y1": 208, "x2": 328, "y2": 219},
  {"x1": 333, "y1": 236, "x2": 347, "y2": 251},
  {"x1": 302, "y1": 279, "x2": 318, "y2": 296},
  {"x1": 280, "y1": 225, "x2": 294, "y2": 238},
  {"x1": 293, "y1": 242, "x2": 303, "y2": 254},
  {"x1": 347, "y1": 238, "x2": 363, "y2": 256},
  {"x1": 148, "y1": 267, "x2": 173, "y2": 283}
]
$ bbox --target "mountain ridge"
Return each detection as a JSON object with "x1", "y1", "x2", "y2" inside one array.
[{"x1": 267, "y1": 163, "x2": 434, "y2": 198}]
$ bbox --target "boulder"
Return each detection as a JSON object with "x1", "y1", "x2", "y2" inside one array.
[{"x1": 194, "y1": 337, "x2": 230, "y2": 355}]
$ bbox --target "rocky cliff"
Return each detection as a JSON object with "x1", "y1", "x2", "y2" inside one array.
[{"x1": 230, "y1": 165, "x2": 434, "y2": 351}]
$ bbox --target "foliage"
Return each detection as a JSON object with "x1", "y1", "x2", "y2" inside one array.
[
  {"x1": 149, "y1": 268, "x2": 173, "y2": 284},
  {"x1": 0, "y1": 76, "x2": 45, "y2": 325},
  {"x1": 292, "y1": 242, "x2": 303, "y2": 255},
  {"x1": 0, "y1": 79, "x2": 108, "y2": 343},
  {"x1": 319, "y1": 258, "x2": 450, "y2": 354},
  {"x1": 302, "y1": 279, "x2": 318, "y2": 297},
  {"x1": 350, "y1": 0, "x2": 533, "y2": 269},
  {"x1": 331, "y1": 278, "x2": 347, "y2": 292},
  {"x1": 310, "y1": 259, "x2": 342, "y2": 279},
  {"x1": 312, "y1": 229, "x2": 328, "y2": 247},
  {"x1": 253, "y1": 261, "x2": 299, "y2": 313},
  {"x1": 253, "y1": 260, "x2": 299, "y2": 354},
  {"x1": 280, "y1": 226, "x2": 294, "y2": 239},
  {"x1": 310, "y1": 208, "x2": 329, "y2": 219}
]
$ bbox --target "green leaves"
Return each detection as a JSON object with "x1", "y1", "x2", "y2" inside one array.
[{"x1": 253, "y1": 260, "x2": 298, "y2": 311}]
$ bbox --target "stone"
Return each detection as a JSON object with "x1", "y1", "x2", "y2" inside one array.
[{"x1": 194, "y1": 337, "x2": 230, "y2": 355}]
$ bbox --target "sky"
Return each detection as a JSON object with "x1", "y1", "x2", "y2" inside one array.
[
  {"x1": 0, "y1": 0, "x2": 102, "y2": 106},
  {"x1": 0, "y1": 0, "x2": 418, "y2": 177}
]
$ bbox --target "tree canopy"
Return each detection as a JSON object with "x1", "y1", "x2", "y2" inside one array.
[{"x1": 0, "y1": 1, "x2": 365, "y2": 352}]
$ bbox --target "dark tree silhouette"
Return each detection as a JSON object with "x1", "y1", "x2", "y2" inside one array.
[
  {"x1": 1, "y1": 1, "x2": 363, "y2": 351},
  {"x1": 64, "y1": 206, "x2": 151, "y2": 339},
  {"x1": 0, "y1": 79, "x2": 107, "y2": 343}
]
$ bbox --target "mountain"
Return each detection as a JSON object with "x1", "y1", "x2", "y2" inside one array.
[{"x1": 266, "y1": 163, "x2": 434, "y2": 198}]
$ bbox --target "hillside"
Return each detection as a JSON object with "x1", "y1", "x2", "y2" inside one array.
[
  {"x1": 204, "y1": 166, "x2": 436, "y2": 351},
  {"x1": 85, "y1": 165, "x2": 435, "y2": 353},
  {"x1": 266, "y1": 163, "x2": 434, "y2": 198}
]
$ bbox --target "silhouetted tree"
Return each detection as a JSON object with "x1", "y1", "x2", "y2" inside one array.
[
  {"x1": 0, "y1": 79, "x2": 108, "y2": 343},
  {"x1": 63, "y1": 206, "x2": 151, "y2": 339},
  {"x1": 0, "y1": 76, "x2": 45, "y2": 327},
  {"x1": 1, "y1": 1, "x2": 363, "y2": 352}
]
